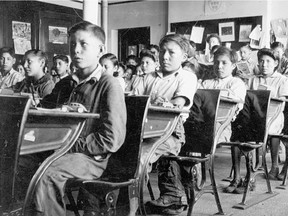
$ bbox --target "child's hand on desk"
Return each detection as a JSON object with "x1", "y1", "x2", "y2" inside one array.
[{"x1": 152, "y1": 96, "x2": 174, "y2": 108}]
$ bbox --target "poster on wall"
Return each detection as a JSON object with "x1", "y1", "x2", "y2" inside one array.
[
  {"x1": 12, "y1": 21, "x2": 32, "y2": 55},
  {"x1": 190, "y1": 26, "x2": 205, "y2": 44},
  {"x1": 218, "y1": 22, "x2": 235, "y2": 42},
  {"x1": 128, "y1": 45, "x2": 137, "y2": 56},
  {"x1": 48, "y1": 26, "x2": 68, "y2": 44},
  {"x1": 239, "y1": 25, "x2": 252, "y2": 42}
]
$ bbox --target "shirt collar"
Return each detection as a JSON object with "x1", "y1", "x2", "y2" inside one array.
[
  {"x1": 75, "y1": 64, "x2": 103, "y2": 85},
  {"x1": 155, "y1": 67, "x2": 181, "y2": 78}
]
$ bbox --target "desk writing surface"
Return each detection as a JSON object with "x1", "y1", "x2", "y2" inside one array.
[
  {"x1": 20, "y1": 109, "x2": 100, "y2": 155},
  {"x1": 217, "y1": 96, "x2": 240, "y2": 123},
  {"x1": 143, "y1": 105, "x2": 189, "y2": 139}
]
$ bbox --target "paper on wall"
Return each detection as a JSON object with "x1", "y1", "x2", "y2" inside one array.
[
  {"x1": 249, "y1": 25, "x2": 262, "y2": 40},
  {"x1": 13, "y1": 38, "x2": 31, "y2": 55},
  {"x1": 190, "y1": 26, "x2": 205, "y2": 44}
]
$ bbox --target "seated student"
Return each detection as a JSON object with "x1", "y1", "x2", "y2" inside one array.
[
  {"x1": 198, "y1": 46, "x2": 246, "y2": 142},
  {"x1": 134, "y1": 34, "x2": 198, "y2": 214},
  {"x1": 182, "y1": 60, "x2": 199, "y2": 78},
  {"x1": 147, "y1": 44, "x2": 160, "y2": 70},
  {"x1": 126, "y1": 49, "x2": 158, "y2": 92},
  {"x1": 125, "y1": 54, "x2": 139, "y2": 66},
  {"x1": 235, "y1": 43, "x2": 259, "y2": 81},
  {"x1": 41, "y1": 54, "x2": 77, "y2": 108},
  {"x1": 271, "y1": 41, "x2": 288, "y2": 76},
  {"x1": 26, "y1": 21, "x2": 126, "y2": 216},
  {"x1": 15, "y1": 61, "x2": 25, "y2": 77},
  {"x1": 198, "y1": 34, "x2": 222, "y2": 65},
  {"x1": 100, "y1": 53, "x2": 125, "y2": 91},
  {"x1": 12, "y1": 49, "x2": 54, "y2": 103},
  {"x1": 227, "y1": 48, "x2": 288, "y2": 194},
  {"x1": 0, "y1": 47, "x2": 24, "y2": 89}
]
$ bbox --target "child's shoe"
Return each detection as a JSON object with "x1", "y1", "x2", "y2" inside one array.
[
  {"x1": 268, "y1": 167, "x2": 279, "y2": 180},
  {"x1": 225, "y1": 179, "x2": 242, "y2": 193}
]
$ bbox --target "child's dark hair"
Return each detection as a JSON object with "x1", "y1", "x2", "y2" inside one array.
[
  {"x1": 271, "y1": 41, "x2": 284, "y2": 50},
  {"x1": 206, "y1": 34, "x2": 222, "y2": 44},
  {"x1": 159, "y1": 34, "x2": 190, "y2": 54},
  {"x1": 147, "y1": 44, "x2": 160, "y2": 53},
  {"x1": 68, "y1": 21, "x2": 106, "y2": 44},
  {"x1": 126, "y1": 55, "x2": 139, "y2": 65},
  {"x1": 126, "y1": 64, "x2": 137, "y2": 76},
  {"x1": 24, "y1": 49, "x2": 48, "y2": 71},
  {"x1": 99, "y1": 53, "x2": 119, "y2": 67},
  {"x1": 214, "y1": 46, "x2": 238, "y2": 64},
  {"x1": 240, "y1": 43, "x2": 252, "y2": 50},
  {"x1": 139, "y1": 49, "x2": 157, "y2": 62},
  {"x1": 0, "y1": 47, "x2": 15, "y2": 58},
  {"x1": 211, "y1": 45, "x2": 221, "y2": 54},
  {"x1": 182, "y1": 60, "x2": 200, "y2": 75},
  {"x1": 53, "y1": 54, "x2": 69, "y2": 64}
]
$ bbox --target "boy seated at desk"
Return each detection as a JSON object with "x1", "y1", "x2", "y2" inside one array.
[
  {"x1": 228, "y1": 48, "x2": 288, "y2": 194},
  {"x1": 12, "y1": 49, "x2": 55, "y2": 105},
  {"x1": 133, "y1": 34, "x2": 198, "y2": 214},
  {"x1": 18, "y1": 21, "x2": 126, "y2": 216},
  {"x1": 145, "y1": 46, "x2": 245, "y2": 215}
]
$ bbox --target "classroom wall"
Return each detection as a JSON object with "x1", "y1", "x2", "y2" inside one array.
[
  {"x1": 107, "y1": 0, "x2": 168, "y2": 54},
  {"x1": 168, "y1": 0, "x2": 269, "y2": 47}
]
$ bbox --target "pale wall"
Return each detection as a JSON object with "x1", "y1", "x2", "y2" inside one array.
[{"x1": 107, "y1": 0, "x2": 168, "y2": 54}]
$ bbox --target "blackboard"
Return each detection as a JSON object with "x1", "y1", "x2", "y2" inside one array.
[{"x1": 171, "y1": 16, "x2": 262, "y2": 52}]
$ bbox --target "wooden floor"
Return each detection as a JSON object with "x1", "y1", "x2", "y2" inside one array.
[{"x1": 67, "y1": 146, "x2": 288, "y2": 216}]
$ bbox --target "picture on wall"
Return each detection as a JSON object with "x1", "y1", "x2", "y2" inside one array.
[
  {"x1": 48, "y1": 26, "x2": 68, "y2": 44},
  {"x1": 218, "y1": 22, "x2": 235, "y2": 42},
  {"x1": 239, "y1": 24, "x2": 252, "y2": 42}
]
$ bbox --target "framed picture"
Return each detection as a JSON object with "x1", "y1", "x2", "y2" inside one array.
[
  {"x1": 218, "y1": 22, "x2": 235, "y2": 42},
  {"x1": 239, "y1": 24, "x2": 252, "y2": 42}
]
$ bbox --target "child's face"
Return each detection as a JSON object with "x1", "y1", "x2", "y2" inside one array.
[
  {"x1": 23, "y1": 54, "x2": 45, "y2": 78},
  {"x1": 69, "y1": 30, "x2": 104, "y2": 76},
  {"x1": 54, "y1": 59, "x2": 69, "y2": 77},
  {"x1": 0, "y1": 52, "x2": 16, "y2": 73},
  {"x1": 213, "y1": 54, "x2": 235, "y2": 79},
  {"x1": 240, "y1": 47, "x2": 251, "y2": 61},
  {"x1": 118, "y1": 66, "x2": 125, "y2": 77},
  {"x1": 258, "y1": 55, "x2": 278, "y2": 76},
  {"x1": 102, "y1": 59, "x2": 117, "y2": 76},
  {"x1": 17, "y1": 64, "x2": 25, "y2": 76},
  {"x1": 159, "y1": 41, "x2": 187, "y2": 74},
  {"x1": 141, "y1": 56, "x2": 157, "y2": 74},
  {"x1": 127, "y1": 59, "x2": 137, "y2": 66},
  {"x1": 124, "y1": 68, "x2": 133, "y2": 80}
]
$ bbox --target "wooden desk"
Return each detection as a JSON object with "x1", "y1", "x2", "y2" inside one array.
[
  {"x1": 21, "y1": 109, "x2": 99, "y2": 155},
  {"x1": 22, "y1": 108, "x2": 100, "y2": 215}
]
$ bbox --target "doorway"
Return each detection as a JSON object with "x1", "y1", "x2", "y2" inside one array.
[{"x1": 118, "y1": 27, "x2": 150, "y2": 63}]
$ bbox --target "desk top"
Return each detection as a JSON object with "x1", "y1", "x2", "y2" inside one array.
[{"x1": 28, "y1": 108, "x2": 100, "y2": 119}]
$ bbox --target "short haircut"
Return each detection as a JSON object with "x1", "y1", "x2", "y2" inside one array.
[
  {"x1": 126, "y1": 64, "x2": 137, "y2": 76},
  {"x1": 139, "y1": 49, "x2": 157, "y2": 62},
  {"x1": 271, "y1": 41, "x2": 284, "y2": 50},
  {"x1": 257, "y1": 48, "x2": 278, "y2": 61},
  {"x1": 182, "y1": 60, "x2": 200, "y2": 74},
  {"x1": 24, "y1": 49, "x2": 48, "y2": 70},
  {"x1": 214, "y1": 46, "x2": 238, "y2": 64},
  {"x1": 100, "y1": 53, "x2": 119, "y2": 67},
  {"x1": 159, "y1": 34, "x2": 190, "y2": 54},
  {"x1": 53, "y1": 54, "x2": 69, "y2": 64},
  {"x1": 68, "y1": 21, "x2": 106, "y2": 44},
  {"x1": 189, "y1": 40, "x2": 196, "y2": 49},
  {"x1": 211, "y1": 45, "x2": 221, "y2": 54},
  {"x1": 206, "y1": 33, "x2": 222, "y2": 44},
  {"x1": 240, "y1": 43, "x2": 252, "y2": 50},
  {"x1": 0, "y1": 47, "x2": 15, "y2": 58},
  {"x1": 126, "y1": 55, "x2": 139, "y2": 64},
  {"x1": 147, "y1": 44, "x2": 160, "y2": 53}
]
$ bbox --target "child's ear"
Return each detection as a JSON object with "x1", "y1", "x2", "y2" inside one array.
[
  {"x1": 232, "y1": 63, "x2": 236, "y2": 70},
  {"x1": 182, "y1": 52, "x2": 188, "y2": 62}
]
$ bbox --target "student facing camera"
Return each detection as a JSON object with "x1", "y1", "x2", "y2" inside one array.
[
  {"x1": 0, "y1": 47, "x2": 24, "y2": 89},
  {"x1": 12, "y1": 49, "x2": 55, "y2": 102}
]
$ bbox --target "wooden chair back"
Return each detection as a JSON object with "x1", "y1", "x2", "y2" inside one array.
[
  {"x1": 101, "y1": 95, "x2": 150, "y2": 181},
  {"x1": 181, "y1": 89, "x2": 221, "y2": 155},
  {"x1": 230, "y1": 90, "x2": 271, "y2": 144},
  {"x1": 0, "y1": 95, "x2": 31, "y2": 214}
]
